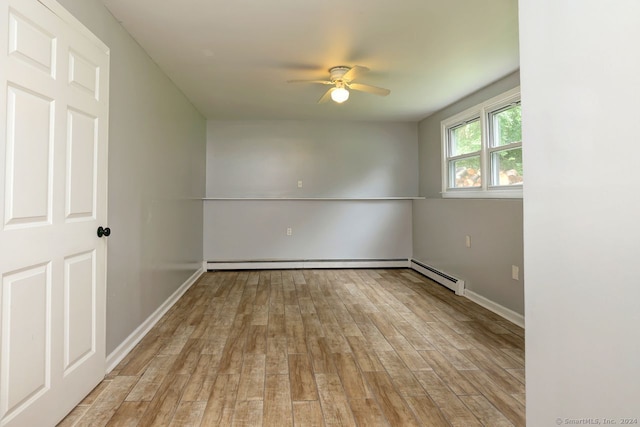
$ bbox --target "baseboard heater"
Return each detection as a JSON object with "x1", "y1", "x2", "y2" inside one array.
[
  {"x1": 410, "y1": 259, "x2": 465, "y2": 295},
  {"x1": 206, "y1": 258, "x2": 411, "y2": 271}
]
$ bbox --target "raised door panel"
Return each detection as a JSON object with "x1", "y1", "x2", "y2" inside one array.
[
  {"x1": 0, "y1": 264, "x2": 51, "y2": 421},
  {"x1": 66, "y1": 109, "x2": 96, "y2": 220},
  {"x1": 68, "y1": 50, "x2": 98, "y2": 100},
  {"x1": 4, "y1": 85, "x2": 53, "y2": 228},
  {"x1": 63, "y1": 251, "x2": 95, "y2": 374},
  {"x1": 8, "y1": 11, "x2": 55, "y2": 77}
]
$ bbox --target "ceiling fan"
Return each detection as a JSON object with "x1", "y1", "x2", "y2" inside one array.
[{"x1": 287, "y1": 65, "x2": 391, "y2": 104}]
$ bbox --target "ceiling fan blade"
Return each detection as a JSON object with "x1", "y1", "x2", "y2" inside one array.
[
  {"x1": 349, "y1": 83, "x2": 390, "y2": 96},
  {"x1": 287, "y1": 79, "x2": 333, "y2": 85},
  {"x1": 318, "y1": 87, "x2": 336, "y2": 103},
  {"x1": 342, "y1": 65, "x2": 369, "y2": 82}
]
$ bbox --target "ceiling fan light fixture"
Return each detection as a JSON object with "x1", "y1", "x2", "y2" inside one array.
[{"x1": 331, "y1": 87, "x2": 349, "y2": 103}]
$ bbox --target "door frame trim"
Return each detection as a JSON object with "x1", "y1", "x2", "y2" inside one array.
[{"x1": 37, "y1": 0, "x2": 109, "y2": 54}]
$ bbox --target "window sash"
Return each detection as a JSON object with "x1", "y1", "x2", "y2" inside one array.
[
  {"x1": 447, "y1": 118, "x2": 481, "y2": 157},
  {"x1": 441, "y1": 87, "x2": 521, "y2": 198}
]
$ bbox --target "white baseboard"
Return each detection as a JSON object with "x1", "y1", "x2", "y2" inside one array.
[
  {"x1": 105, "y1": 266, "x2": 204, "y2": 373},
  {"x1": 463, "y1": 289, "x2": 525, "y2": 328},
  {"x1": 206, "y1": 259, "x2": 410, "y2": 270}
]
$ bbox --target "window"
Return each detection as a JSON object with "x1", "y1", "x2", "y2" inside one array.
[{"x1": 442, "y1": 87, "x2": 522, "y2": 198}]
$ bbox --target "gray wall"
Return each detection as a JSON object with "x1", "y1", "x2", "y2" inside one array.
[
  {"x1": 57, "y1": 0, "x2": 206, "y2": 354},
  {"x1": 207, "y1": 120, "x2": 418, "y2": 198},
  {"x1": 520, "y1": 0, "x2": 640, "y2": 424},
  {"x1": 413, "y1": 72, "x2": 524, "y2": 315},
  {"x1": 205, "y1": 120, "x2": 417, "y2": 261}
]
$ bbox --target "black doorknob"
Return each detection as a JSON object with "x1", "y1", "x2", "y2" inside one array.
[{"x1": 97, "y1": 226, "x2": 111, "y2": 238}]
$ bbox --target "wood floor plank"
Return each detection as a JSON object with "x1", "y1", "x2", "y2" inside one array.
[
  {"x1": 200, "y1": 374, "x2": 240, "y2": 426},
  {"x1": 79, "y1": 380, "x2": 111, "y2": 406},
  {"x1": 57, "y1": 405, "x2": 89, "y2": 427},
  {"x1": 175, "y1": 355, "x2": 212, "y2": 402},
  {"x1": 376, "y1": 351, "x2": 426, "y2": 396},
  {"x1": 460, "y1": 348, "x2": 525, "y2": 393},
  {"x1": 264, "y1": 374, "x2": 294, "y2": 426},
  {"x1": 393, "y1": 321, "x2": 436, "y2": 351},
  {"x1": 460, "y1": 394, "x2": 515, "y2": 427},
  {"x1": 461, "y1": 370, "x2": 526, "y2": 427},
  {"x1": 236, "y1": 353, "x2": 266, "y2": 401},
  {"x1": 331, "y1": 352, "x2": 370, "y2": 399},
  {"x1": 357, "y1": 322, "x2": 394, "y2": 352},
  {"x1": 512, "y1": 391, "x2": 526, "y2": 406},
  {"x1": 321, "y1": 323, "x2": 352, "y2": 353},
  {"x1": 289, "y1": 353, "x2": 318, "y2": 401},
  {"x1": 307, "y1": 337, "x2": 337, "y2": 374},
  {"x1": 413, "y1": 371, "x2": 482, "y2": 427},
  {"x1": 301, "y1": 312, "x2": 325, "y2": 338},
  {"x1": 105, "y1": 401, "x2": 149, "y2": 427},
  {"x1": 232, "y1": 400, "x2": 263, "y2": 427},
  {"x1": 342, "y1": 303, "x2": 370, "y2": 324},
  {"x1": 404, "y1": 395, "x2": 451, "y2": 427},
  {"x1": 287, "y1": 319, "x2": 308, "y2": 354},
  {"x1": 64, "y1": 269, "x2": 525, "y2": 427},
  {"x1": 419, "y1": 350, "x2": 479, "y2": 396},
  {"x1": 385, "y1": 335, "x2": 433, "y2": 371},
  {"x1": 172, "y1": 338, "x2": 205, "y2": 375},
  {"x1": 118, "y1": 338, "x2": 166, "y2": 377},
  {"x1": 345, "y1": 335, "x2": 385, "y2": 372},
  {"x1": 348, "y1": 398, "x2": 388, "y2": 426},
  {"x1": 74, "y1": 376, "x2": 138, "y2": 427},
  {"x1": 315, "y1": 373, "x2": 356, "y2": 427},
  {"x1": 125, "y1": 355, "x2": 178, "y2": 402},
  {"x1": 293, "y1": 401, "x2": 324, "y2": 427},
  {"x1": 362, "y1": 371, "x2": 420, "y2": 426},
  {"x1": 137, "y1": 373, "x2": 189, "y2": 427},
  {"x1": 266, "y1": 336, "x2": 289, "y2": 375},
  {"x1": 245, "y1": 324, "x2": 267, "y2": 354},
  {"x1": 251, "y1": 305, "x2": 269, "y2": 326},
  {"x1": 169, "y1": 401, "x2": 207, "y2": 426},
  {"x1": 507, "y1": 368, "x2": 525, "y2": 384}
]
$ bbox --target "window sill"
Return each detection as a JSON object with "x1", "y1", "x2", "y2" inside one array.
[
  {"x1": 441, "y1": 189, "x2": 522, "y2": 199},
  {"x1": 203, "y1": 197, "x2": 425, "y2": 201}
]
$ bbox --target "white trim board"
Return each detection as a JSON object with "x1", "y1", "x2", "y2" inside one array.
[
  {"x1": 409, "y1": 260, "x2": 524, "y2": 328},
  {"x1": 207, "y1": 259, "x2": 411, "y2": 270},
  {"x1": 203, "y1": 197, "x2": 424, "y2": 201},
  {"x1": 463, "y1": 289, "x2": 525, "y2": 328},
  {"x1": 38, "y1": 0, "x2": 109, "y2": 52},
  {"x1": 105, "y1": 267, "x2": 204, "y2": 373}
]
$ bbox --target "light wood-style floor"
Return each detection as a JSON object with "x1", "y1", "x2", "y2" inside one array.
[{"x1": 59, "y1": 269, "x2": 525, "y2": 427}]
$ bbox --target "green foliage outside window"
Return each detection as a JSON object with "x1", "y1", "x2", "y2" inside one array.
[{"x1": 493, "y1": 105, "x2": 522, "y2": 177}]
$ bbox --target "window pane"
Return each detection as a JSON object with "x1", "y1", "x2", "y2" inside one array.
[
  {"x1": 491, "y1": 147, "x2": 523, "y2": 185},
  {"x1": 450, "y1": 157, "x2": 481, "y2": 188},
  {"x1": 492, "y1": 104, "x2": 521, "y2": 147},
  {"x1": 449, "y1": 119, "x2": 481, "y2": 155}
]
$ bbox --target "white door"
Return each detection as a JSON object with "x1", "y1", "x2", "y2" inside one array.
[{"x1": 0, "y1": 0, "x2": 109, "y2": 425}]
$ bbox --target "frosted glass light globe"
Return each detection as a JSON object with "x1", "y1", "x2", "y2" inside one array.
[{"x1": 331, "y1": 87, "x2": 349, "y2": 103}]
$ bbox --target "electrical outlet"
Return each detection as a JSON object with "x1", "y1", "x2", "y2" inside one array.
[
  {"x1": 297, "y1": 180, "x2": 303, "y2": 188},
  {"x1": 512, "y1": 265, "x2": 519, "y2": 280},
  {"x1": 465, "y1": 235, "x2": 471, "y2": 248},
  {"x1": 287, "y1": 227, "x2": 292, "y2": 236}
]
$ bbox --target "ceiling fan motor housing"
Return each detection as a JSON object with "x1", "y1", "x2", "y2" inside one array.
[{"x1": 329, "y1": 66, "x2": 351, "y2": 81}]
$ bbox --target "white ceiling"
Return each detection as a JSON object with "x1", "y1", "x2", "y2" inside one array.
[{"x1": 100, "y1": 0, "x2": 519, "y2": 121}]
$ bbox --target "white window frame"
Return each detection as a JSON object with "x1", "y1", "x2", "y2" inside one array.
[{"x1": 441, "y1": 87, "x2": 522, "y2": 199}]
